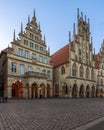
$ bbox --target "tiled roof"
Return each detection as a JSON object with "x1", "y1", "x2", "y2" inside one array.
[{"x1": 51, "y1": 44, "x2": 69, "y2": 67}]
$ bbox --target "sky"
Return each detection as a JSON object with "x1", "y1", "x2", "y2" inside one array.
[{"x1": 0, "y1": 0, "x2": 104, "y2": 55}]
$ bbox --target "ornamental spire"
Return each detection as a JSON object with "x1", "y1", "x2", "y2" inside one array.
[
  {"x1": 21, "y1": 22, "x2": 23, "y2": 33},
  {"x1": 69, "y1": 31, "x2": 71, "y2": 43},
  {"x1": 28, "y1": 15, "x2": 30, "y2": 23},
  {"x1": 44, "y1": 35, "x2": 46, "y2": 44},
  {"x1": 13, "y1": 29, "x2": 15, "y2": 41}
]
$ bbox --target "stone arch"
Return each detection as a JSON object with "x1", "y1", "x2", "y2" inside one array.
[
  {"x1": 31, "y1": 82, "x2": 38, "y2": 98},
  {"x1": 91, "y1": 85, "x2": 95, "y2": 97},
  {"x1": 79, "y1": 84, "x2": 84, "y2": 98},
  {"x1": 72, "y1": 83, "x2": 78, "y2": 98},
  {"x1": 86, "y1": 85, "x2": 90, "y2": 97},
  {"x1": 12, "y1": 80, "x2": 23, "y2": 98}
]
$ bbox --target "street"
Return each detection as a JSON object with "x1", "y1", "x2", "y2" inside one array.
[{"x1": 0, "y1": 98, "x2": 104, "y2": 130}]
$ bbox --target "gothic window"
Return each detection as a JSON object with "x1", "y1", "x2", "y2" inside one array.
[
  {"x1": 11, "y1": 62, "x2": 17, "y2": 73},
  {"x1": 86, "y1": 67, "x2": 89, "y2": 79},
  {"x1": 61, "y1": 66, "x2": 65, "y2": 74},
  {"x1": 91, "y1": 69, "x2": 94, "y2": 80},
  {"x1": 101, "y1": 79, "x2": 103, "y2": 85},
  {"x1": 80, "y1": 65, "x2": 84, "y2": 78},
  {"x1": 72, "y1": 63, "x2": 77, "y2": 76},
  {"x1": 79, "y1": 49, "x2": 81, "y2": 55}
]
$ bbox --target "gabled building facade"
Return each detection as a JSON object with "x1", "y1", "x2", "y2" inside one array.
[
  {"x1": 0, "y1": 10, "x2": 53, "y2": 98},
  {"x1": 51, "y1": 9, "x2": 96, "y2": 98},
  {"x1": 95, "y1": 40, "x2": 104, "y2": 97}
]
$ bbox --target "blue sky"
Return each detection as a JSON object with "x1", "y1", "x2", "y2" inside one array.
[{"x1": 0, "y1": 0, "x2": 104, "y2": 54}]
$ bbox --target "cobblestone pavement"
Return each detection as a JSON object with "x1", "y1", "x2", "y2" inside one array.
[{"x1": 0, "y1": 98, "x2": 104, "y2": 130}]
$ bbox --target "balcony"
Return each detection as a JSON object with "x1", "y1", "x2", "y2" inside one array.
[{"x1": 25, "y1": 71, "x2": 47, "y2": 79}]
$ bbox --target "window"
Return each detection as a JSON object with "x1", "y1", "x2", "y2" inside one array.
[
  {"x1": 72, "y1": 63, "x2": 77, "y2": 76},
  {"x1": 20, "y1": 64, "x2": 24, "y2": 75},
  {"x1": 11, "y1": 62, "x2": 17, "y2": 73},
  {"x1": 40, "y1": 46, "x2": 43, "y2": 52},
  {"x1": 91, "y1": 69, "x2": 94, "y2": 80},
  {"x1": 79, "y1": 49, "x2": 81, "y2": 55},
  {"x1": 61, "y1": 66, "x2": 65, "y2": 74},
  {"x1": 18, "y1": 49, "x2": 23, "y2": 56},
  {"x1": 80, "y1": 65, "x2": 84, "y2": 78},
  {"x1": 47, "y1": 70, "x2": 51, "y2": 78},
  {"x1": 30, "y1": 33, "x2": 34, "y2": 39},
  {"x1": 32, "y1": 53, "x2": 36, "y2": 59},
  {"x1": 28, "y1": 66, "x2": 32, "y2": 71},
  {"x1": 44, "y1": 57, "x2": 47, "y2": 64},
  {"x1": 35, "y1": 44, "x2": 39, "y2": 50},
  {"x1": 30, "y1": 42, "x2": 34, "y2": 48},
  {"x1": 101, "y1": 79, "x2": 103, "y2": 85},
  {"x1": 36, "y1": 68, "x2": 40, "y2": 73},
  {"x1": 35, "y1": 36, "x2": 39, "y2": 41},
  {"x1": 25, "y1": 51, "x2": 29, "y2": 58},
  {"x1": 39, "y1": 56, "x2": 43, "y2": 62},
  {"x1": 86, "y1": 68, "x2": 89, "y2": 79},
  {"x1": 24, "y1": 40, "x2": 28, "y2": 46},
  {"x1": 42, "y1": 69, "x2": 46, "y2": 74}
]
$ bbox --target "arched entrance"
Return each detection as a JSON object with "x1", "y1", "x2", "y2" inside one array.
[
  {"x1": 12, "y1": 80, "x2": 23, "y2": 98},
  {"x1": 91, "y1": 85, "x2": 95, "y2": 97},
  {"x1": 79, "y1": 84, "x2": 84, "y2": 98},
  {"x1": 47, "y1": 84, "x2": 50, "y2": 98},
  {"x1": 72, "y1": 83, "x2": 78, "y2": 98},
  {"x1": 31, "y1": 83, "x2": 38, "y2": 98},
  {"x1": 86, "y1": 85, "x2": 90, "y2": 97}
]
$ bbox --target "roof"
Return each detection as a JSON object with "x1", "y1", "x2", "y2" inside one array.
[
  {"x1": 2, "y1": 47, "x2": 13, "y2": 53},
  {"x1": 51, "y1": 44, "x2": 69, "y2": 67}
]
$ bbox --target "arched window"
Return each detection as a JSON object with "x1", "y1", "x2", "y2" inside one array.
[
  {"x1": 101, "y1": 79, "x2": 103, "y2": 85},
  {"x1": 91, "y1": 69, "x2": 94, "y2": 80},
  {"x1": 80, "y1": 65, "x2": 84, "y2": 78},
  {"x1": 72, "y1": 63, "x2": 77, "y2": 76},
  {"x1": 86, "y1": 67, "x2": 89, "y2": 79},
  {"x1": 61, "y1": 66, "x2": 65, "y2": 74}
]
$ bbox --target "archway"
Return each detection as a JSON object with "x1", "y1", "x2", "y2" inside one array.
[
  {"x1": 72, "y1": 83, "x2": 78, "y2": 98},
  {"x1": 79, "y1": 84, "x2": 84, "y2": 98},
  {"x1": 86, "y1": 85, "x2": 90, "y2": 98},
  {"x1": 31, "y1": 83, "x2": 38, "y2": 98},
  {"x1": 12, "y1": 80, "x2": 23, "y2": 98},
  {"x1": 91, "y1": 85, "x2": 95, "y2": 97}
]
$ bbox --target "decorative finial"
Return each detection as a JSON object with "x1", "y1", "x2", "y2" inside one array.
[
  {"x1": 13, "y1": 29, "x2": 15, "y2": 41},
  {"x1": 44, "y1": 35, "x2": 46, "y2": 44},
  {"x1": 88, "y1": 18, "x2": 89, "y2": 24},
  {"x1": 38, "y1": 22, "x2": 41, "y2": 32},
  {"x1": 73, "y1": 23, "x2": 76, "y2": 39},
  {"x1": 21, "y1": 22, "x2": 23, "y2": 33},
  {"x1": 33, "y1": 8, "x2": 36, "y2": 21},
  {"x1": 81, "y1": 12, "x2": 83, "y2": 20},
  {"x1": 28, "y1": 15, "x2": 30, "y2": 23},
  {"x1": 85, "y1": 15, "x2": 86, "y2": 23},
  {"x1": 77, "y1": 8, "x2": 79, "y2": 20},
  {"x1": 48, "y1": 46, "x2": 50, "y2": 55},
  {"x1": 69, "y1": 31, "x2": 71, "y2": 43}
]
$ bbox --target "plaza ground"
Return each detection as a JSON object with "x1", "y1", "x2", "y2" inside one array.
[{"x1": 0, "y1": 98, "x2": 104, "y2": 130}]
